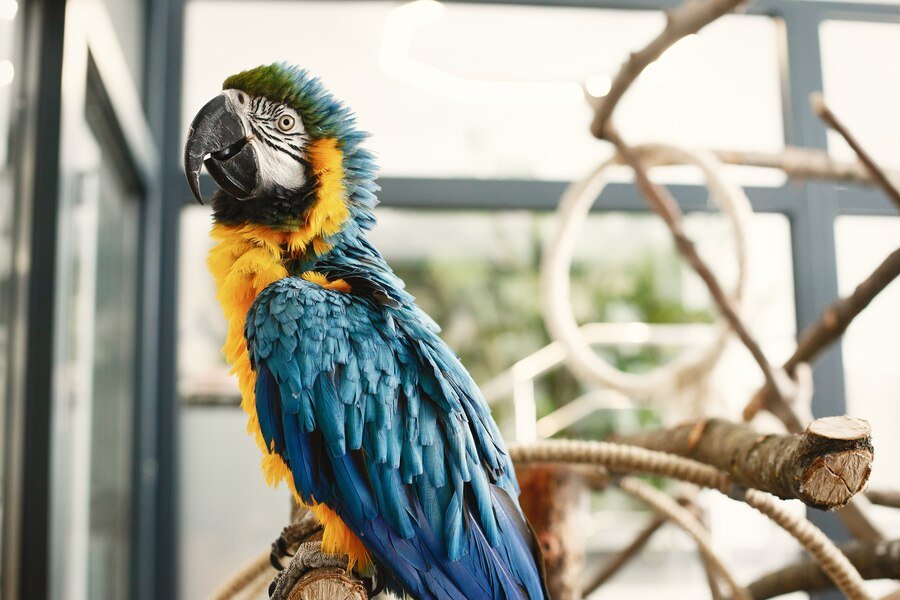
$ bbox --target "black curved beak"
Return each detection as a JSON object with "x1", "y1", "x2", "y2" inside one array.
[{"x1": 184, "y1": 93, "x2": 259, "y2": 204}]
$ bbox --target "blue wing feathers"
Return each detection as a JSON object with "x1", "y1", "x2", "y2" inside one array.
[{"x1": 246, "y1": 276, "x2": 546, "y2": 600}]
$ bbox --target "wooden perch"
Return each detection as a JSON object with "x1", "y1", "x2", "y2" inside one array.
[
  {"x1": 745, "y1": 246, "x2": 900, "y2": 423},
  {"x1": 615, "y1": 416, "x2": 873, "y2": 509},
  {"x1": 591, "y1": 0, "x2": 747, "y2": 137},
  {"x1": 811, "y1": 92, "x2": 900, "y2": 211},
  {"x1": 268, "y1": 509, "x2": 368, "y2": 600},
  {"x1": 281, "y1": 567, "x2": 367, "y2": 600},
  {"x1": 713, "y1": 147, "x2": 900, "y2": 188},
  {"x1": 748, "y1": 539, "x2": 900, "y2": 599}
]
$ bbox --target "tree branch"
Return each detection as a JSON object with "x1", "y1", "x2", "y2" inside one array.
[
  {"x1": 744, "y1": 246, "x2": 900, "y2": 423},
  {"x1": 786, "y1": 246, "x2": 900, "y2": 376},
  {"x1": 810, "y1": 92, "x2": 900, "y2": 211},
  {"x1": 865, "y1": 488, "x2": 900, "y2": 510},
  {"x1": 748, "y1": 539, "x2": 900, "y2": 599},
  {"x1": 590, "y1": 0, "x2": 748, "y2": 137},
  {"x1": 604, "y1": 126, "x2": 799, "y2": 428},
  {"x1": 711, "y1": 147, "x2": 900, "y2": 188},
  {"x1": 614, "y1": 417, "x2": 873, "y2": 509}
]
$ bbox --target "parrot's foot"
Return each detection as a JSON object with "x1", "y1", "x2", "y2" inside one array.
[
  {"x1": 270, "y1": 511, "x2": 322, "y2": 570},
  {"x1": 268, "y1": 541, "x2": 350, "y2": 598}
]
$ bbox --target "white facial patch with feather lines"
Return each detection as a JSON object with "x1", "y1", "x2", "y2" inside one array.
[{"x1": 222, "y1": 88, "x2": 310, "y2": 193}]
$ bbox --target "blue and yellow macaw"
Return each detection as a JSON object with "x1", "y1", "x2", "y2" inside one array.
[{"x1": 184, "y1": 63, "x2": 547, "y2": 600}]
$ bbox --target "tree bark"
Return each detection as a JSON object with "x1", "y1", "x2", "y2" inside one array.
[
  {"x1": 866, "y1": 488, "x2": 900, "y2": 509},
  {"x1": 614, "y1": 416, "x2": 873, "y2": 510},
  {"x1": 518, "y1": 465, "x2": 588, "y2": 600}
]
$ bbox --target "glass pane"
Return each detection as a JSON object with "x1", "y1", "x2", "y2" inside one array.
[
  {"x1": 183, "y1": 1, "x2": 783, "y2": 185},
  {"x1": 179, "y1": 409, "x2": 289, "y2": 600},
  {"x1": 820, "y1": 20, "x2": 900, "y2": 169},
  {"x1": 835, "y1": 216, "x2": 900, "y2": 543},
  {"x1": 86, "y1": 154, "x2": 137, "y2": 600},
  {"x1": 0, "y1": 0, "x2": 19, "y2": 570},
  {"x1": 53, "y1": 103, "x2": 139, "y2": 600}
]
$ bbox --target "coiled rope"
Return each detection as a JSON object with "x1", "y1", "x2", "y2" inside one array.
[{"x1": 541, "y1": 143, "x2": 753, "y2": 407}]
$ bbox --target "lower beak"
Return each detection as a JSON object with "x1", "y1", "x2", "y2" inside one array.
[{"x1": 184, "y1": 93, "x2": 259, "y2": 204}]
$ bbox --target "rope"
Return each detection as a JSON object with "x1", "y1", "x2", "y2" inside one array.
[
  {"x1": 509, "y1": 439, "x2": 731, "y2": 492},
  {"x1": 540, "y1": 143, "x2": 753, "y2": 407},
  {"x1": 618, "y1": 477, "x2": 751, "y2": 600},
  {"x1": 512, "y1": 441, "x2": 872, "y2": 598},
  {"x1": 742, "y1": 489, "x2": 873, "y2": 600},
  {"x1": 208, "y1": 550, "x2": 274, "y2": 600},
  {"x1": 242, "y1": 570, "x2": 274, "y2": 600}
]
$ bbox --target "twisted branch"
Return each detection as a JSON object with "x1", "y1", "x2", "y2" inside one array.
[
  {"x1": 590, "y1": 0, "x2": 747, "y2": 137},
  {"x1": 744, "y1": 246, "x2": 900, "y2": 423},
  {"x1": 810, "y1": 92, "x2": 900, "y2": 211}
]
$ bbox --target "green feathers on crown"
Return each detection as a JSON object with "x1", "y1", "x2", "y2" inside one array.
[{"x1": 223, "y1": 63, "x2": 358, "y2": 141}]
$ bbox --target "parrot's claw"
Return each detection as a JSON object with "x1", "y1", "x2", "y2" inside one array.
[
  {"x1": 269, "y1": 514, "x2": 321, "y2": 571},
  {"x1": 268, "y1": 541, "x2": 350, "y2": 598}
]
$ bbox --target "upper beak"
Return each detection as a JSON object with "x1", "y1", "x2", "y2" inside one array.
[{"x1": 184, "y1": 93, "x2": 259, "y2": 204}]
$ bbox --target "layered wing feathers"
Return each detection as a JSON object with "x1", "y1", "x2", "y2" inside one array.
[{"x1": 245, "y1": 277, "x2": 545, "y2": 600}]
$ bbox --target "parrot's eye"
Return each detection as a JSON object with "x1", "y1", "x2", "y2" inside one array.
[
  {"x1": 277, "y1": 115, "x2": 296, "y2": 132},
  {"x1": 236, "y1": 92, "x2": 246, "y2": 105}
]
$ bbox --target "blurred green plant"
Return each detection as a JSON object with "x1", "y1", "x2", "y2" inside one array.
[{"x1": 391, "y1": 213, "x2": 714, "y2": 441}]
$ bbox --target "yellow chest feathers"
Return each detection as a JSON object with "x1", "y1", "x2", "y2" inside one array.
[
  {"x1": 206, "y1": 225, "x2": 369, "y2": 573},
  {"x1": 205, "y1": 137, "x2": 371, "y2": 572}
]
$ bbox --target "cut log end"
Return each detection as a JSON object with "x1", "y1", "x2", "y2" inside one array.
[
  {"x1": 800, "y1": 449, "x2": 873, "y2": 509},
  {"x1": 807, "y1": 416, "x2": 871, "y2": 442},
  {"x1": 286, "y1": 568, "x2": 367, "y2": 600}
]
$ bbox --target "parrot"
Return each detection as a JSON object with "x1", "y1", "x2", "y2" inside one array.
[{"x1": 184, "y1": 63, "x2": 548, "y2": 600}]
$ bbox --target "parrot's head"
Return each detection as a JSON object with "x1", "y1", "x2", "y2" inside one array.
[{"x1": 184, "y1": 63, "x2": 375, "y2": 231}]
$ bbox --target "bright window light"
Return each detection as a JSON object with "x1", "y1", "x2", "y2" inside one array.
[
  {"x1": 0, "y1": 61, "x2": 14, "y2": 86},
  {"x1": 585, "y1": 75, "x2": 612, "y2": 98},
  {"x1": 0, "y1": 0, "x2": 17, "y2": 21},
  {"x1": 380, "y1": 0, "x2": 584, "y2": 106}
]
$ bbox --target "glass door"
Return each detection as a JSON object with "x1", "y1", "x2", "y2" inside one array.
[{"x1": 51, "y1": 68, "x2": 141, "y2": 600}]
